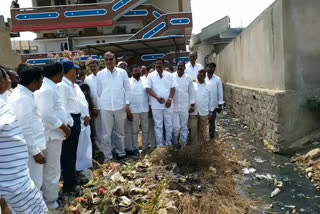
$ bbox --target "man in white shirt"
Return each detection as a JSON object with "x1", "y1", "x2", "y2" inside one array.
[
  {"x1": 84, "y1": 59, "x2": 101, "y2": 156},
  {"x1": 0, "y1": 68, "x2": 11, "y2": 102},
  {"x1": 146, "y1": 58, "x2": 176, "y2": 147},
  {"x1": 8, "y1": 66, "x2": 46, "y2": 189},
  {"x1": 172, "y1": 61, "x2": 195, "y2": 146},
  {"x1": 34, "y1": 62, "x2": 71, "y2": 209},
  {"x1": 0, "y1": 97, "x2": 48, "y2": 214},
  {"x1": 142, "y1": 66, "x2": 156, "y2": 152},
  {"x1": 75, "y1": 83, "x2": 92, "y2": 172},
  {"x1": 185, "y1": 52, "x2": 204, "y2": 82},
  {"x1": 206, "y1": 63, "x2": 224, "y2": 139},
  {"x1": 58, "y1": 60, "x2": 83, "y2": 193},
  {"x1": 96, "y1": 52, "x2": 130, "y2": 161},
  {"x1": 190, "y1": 69, "x2": 213, "y2": 144},
  {"x1": 126, "y1": 65, "x2": 150, "y2": 155}
]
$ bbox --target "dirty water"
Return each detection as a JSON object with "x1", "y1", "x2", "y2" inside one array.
[{"x1": 217, "y1": 111, "x2": 320, "y2": 214}]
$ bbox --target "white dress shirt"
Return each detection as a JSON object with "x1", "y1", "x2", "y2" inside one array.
[
  {"x1": 172, "y1": 72, "x2": 195, "y2": 112},
  {"x1": 96, "y1": 67, "x2": 130, "y2": 111},
  {"x1": 8, "y1": 85, "x2": 46, "y2": 156},
  {"x1": 190, "y1": 82, "x2": 213, "y2": 116},
  {"x1": 185, "y1": 62, "x2": 204, "y2": 81},
  {"x1": 58, "y1": 77, "x2": 82, "y2": 118},
  {"x1": 206, "y1": 74, "x2": 224, "y2": 110},
  {"x1": 127, "y1": 77, "x2": 149, "y2": 114},
  {"x1": 146, "y1": 70, "x2": 177, "y2": 110},
  {"x1": 34, "y1": 77, "x2": 70, "y2": 141},
  {"x1": 84, "y1": 73, "x2": 99, "y2": 109},
  {"x1": 0, "y1": 93, "x2": 8, "y2": 102}
]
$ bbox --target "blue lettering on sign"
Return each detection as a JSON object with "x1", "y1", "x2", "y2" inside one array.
[
  {"x1": 112, "y1": 0, "x2": 131, "y2": 11},
  {"x1": 124, "y1": 9, "x2": 148, "y2": 17},
  {"x1": 64, "y1": 9, "x2": 107, "y2": 18},
  {"x1": 77, "y1": 55, "x2": 101, "y2": 62},
  {"x1": 26, "y1": 58, "x2": 53, "y2": 65},
  {"x1": 16, "y1": 12, "x2": 59, "y2": 21},
  {"x1": 170, "y1": 18, "x2": 191, "y2": 25},
  {"x1": 173, "y1": 57, "x2": 190, "y2": 64},
  {"x1": 143, "y1": 22, "x2": 166, "y2": 39},
  {"x1": 141, "y1": 53, "x2": 165, "y2": 61},
  {"x1": 152, "y1": 11, "x2": 162, "y2": 18}
]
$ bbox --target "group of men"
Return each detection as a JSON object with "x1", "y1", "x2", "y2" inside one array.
[{"x1": 0, "y1": 51, "x2": 224, "y2": 213}]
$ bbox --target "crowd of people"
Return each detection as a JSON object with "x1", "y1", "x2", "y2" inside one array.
[{"x1": 0, "y1": 51, "x2": 224, "y2": 213}]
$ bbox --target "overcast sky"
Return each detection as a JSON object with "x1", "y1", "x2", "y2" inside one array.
[{"x1": 1, "y1": 0, "x2": 275, "y2": 40}]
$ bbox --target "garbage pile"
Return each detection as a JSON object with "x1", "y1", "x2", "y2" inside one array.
[
  {"x1": 62, "y1": 151, "x2": 184, "y2": 214},
  {"x1": 292, "y1": 148, "x2": 320, "y2": 190},
  {"x1": 59, "y1": 141, "x2": 254, "y2": 214}
]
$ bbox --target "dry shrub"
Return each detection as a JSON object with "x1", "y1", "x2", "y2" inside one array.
[
  {"x1": 178, "y1": 181, "x2": 253, "y2": 214},
  {"x1": 169, "y1": 140, "x2": 254, "y2": 214},
  {"x1": 168, "y1": 142, "x2": 222, "y2": 171}
]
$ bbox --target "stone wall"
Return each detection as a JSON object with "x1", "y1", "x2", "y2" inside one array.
[
  {"x1": 224, "y1": 83, "x2": 282, "y2": 152},
  {"x1": 216, "y1": 0, "x2": 320, "y2": 152}
]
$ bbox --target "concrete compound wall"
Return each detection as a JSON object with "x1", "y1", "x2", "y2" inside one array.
[
  {"x1": 0, "y1": 17, "x2": 21, "y2": 69},
  {"x1": 216, "y1": 0, "x2": 320, "y2": 153}
]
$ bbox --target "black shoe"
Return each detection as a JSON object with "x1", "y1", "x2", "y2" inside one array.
[
  {"x1": 113, "y1": 151, "x2": 127, "y2": 160},
  {"x1": 125, "y1": 150, "x2": 134, "y2": 156},
  {"x1": 132, "y1": 149, "x2": 140, "y2": 156}
]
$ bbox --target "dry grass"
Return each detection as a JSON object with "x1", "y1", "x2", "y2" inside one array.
[
  {"x1": 156, "y1": 140, "x2": 255, "y2": 214},
  {"x1": 178, "y1": 177, "x2": 253, "y2": 214}
]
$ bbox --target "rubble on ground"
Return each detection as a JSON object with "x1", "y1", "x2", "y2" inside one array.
[
  {"x1": 59, "y1": 140, "x2": 253, "y2": 214},
  {"x1": 292, "y1": 148, "x2": 320, "y2": 190}
]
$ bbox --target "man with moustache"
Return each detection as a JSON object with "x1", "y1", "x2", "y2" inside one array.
[
  {"x1": 84, "y1": 59, "x2": 101, "y2": 155},
  {"x1": 146, "y1": 58, "x2": 176, "y2": 147},
  {"x1": 172, "y1": 61, "x2": 195, "y2": 146},
  {"x1": 96, "y1": 52, "x2": 130, "y2": 161},
  {"x1": 126, "y1": 65, "x2": 151, "y2": 155}
]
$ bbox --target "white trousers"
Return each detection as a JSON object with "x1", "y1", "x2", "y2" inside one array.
[
  {"x1": 42, "y1": 139, "x2": 62, "y2": 205},
  {"x1": 100, "y1": 109, "x2": 126, "y2": 160},
  {"x1": 28, "y1": 153, "x2": 43, "y2": 189},
  {"x1": 173, "y1": 111, "x2": 189, "y2": 145},
  {"x1": 152, "y1": 109, "x2": 173, "y2": 147},
  {"x1": 124, "y1": 120, "x2": 134, "y2": 151},
  {"x1": 132, "y1": 112, "x2": 149, "y2": 151},
  {"x1": 76, "y1": 124, "x2": 92, "y2": 171}
]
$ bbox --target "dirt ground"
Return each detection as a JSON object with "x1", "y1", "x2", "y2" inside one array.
[
  {"x1": 52, "y1": 113, "x2": 257, "y2": 214},
  {"x1": 51, "y1": 109, "x2": 320, "y2": 214}
]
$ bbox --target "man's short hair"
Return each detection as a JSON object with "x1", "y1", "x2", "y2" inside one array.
[
  {"x1": 17, "y1": 63, "x2": 28, "y2": 77},
  {"x1": 207, "y1": 62, "x2": 216, "y2": 68},
  {"x1": 43, "y1": 62, "x2": 63, "y2": 78},
  {"x1": 20, "y1": 66, "x2": 43, "y2": 86},
  {"x1": 104, "y1": 52, "x2": 115, "y2": 59},
  {"x1": 177, "y1": 61, "x2": 186, "y2": 65},
  {"x1": 189, "y1": 52, "x2": 197, "y2": 57},
  {"x1": 86, "y1": 59, "x2": 99, "y2": 66},
  {"x1": 0, "y1": 67, "x2": 7, "y2": 80},
  {"x1": 198, "y1": 69, "x2": 206, "y2": 75},
  {"x1": 155, "y1": 58, "x2": 165, "y2": 64}
]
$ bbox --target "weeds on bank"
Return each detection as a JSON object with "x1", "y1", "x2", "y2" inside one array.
[{"x1": 139, "y1": 179, "x2": 167, "y2": 214}]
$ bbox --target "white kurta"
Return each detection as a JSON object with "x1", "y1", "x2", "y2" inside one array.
[{"x1": 75, "y1": 85, "x2": 92, "y2": 171}]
